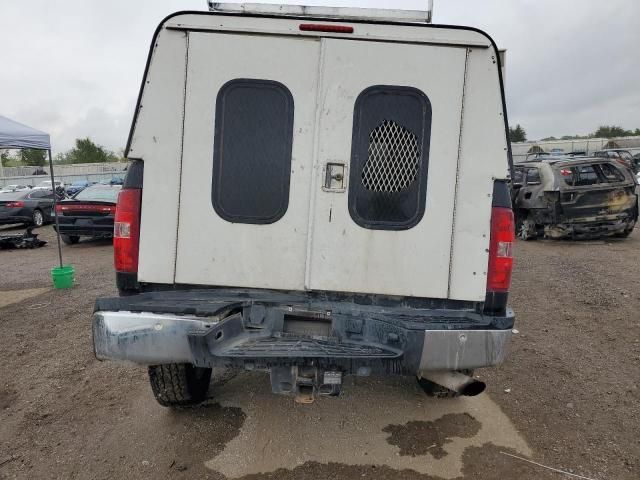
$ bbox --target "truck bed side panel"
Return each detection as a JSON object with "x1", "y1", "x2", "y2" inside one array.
[
  {"x1": 132, "y1": 30, "x2": 188, "y2": 284},
  {"x1": 448, "y1": 48, "x2": 511, "y2": 301}
]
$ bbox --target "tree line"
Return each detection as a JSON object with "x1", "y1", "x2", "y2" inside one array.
[
  {"x1": 509, "y1": 125, "x2": 640, "y2": 143},
  {"x1": 0, "y1": 138, "x2": 124, "y2": 167}
]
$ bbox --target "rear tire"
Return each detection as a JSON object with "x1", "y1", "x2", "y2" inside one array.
[
  {"x1": 61, "y1": 235, "x2": 80, "y2": 245},
  {"x1": 32, "y1": 209, "x2": 44, "y2": 227},
  {"x1": 148, "y1": 364, "x2": 212, "y2": 407}
]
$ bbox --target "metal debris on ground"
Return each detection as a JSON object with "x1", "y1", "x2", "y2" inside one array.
[{"x1": 0, "y1": 227, "x2": 47, "y2": 249}]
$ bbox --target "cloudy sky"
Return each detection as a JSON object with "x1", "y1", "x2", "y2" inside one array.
[{"x1": 1, "y1": 0, "x2": 638, "y2": 153}]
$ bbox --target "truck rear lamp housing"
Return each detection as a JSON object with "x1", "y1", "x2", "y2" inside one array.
[
  {"x1": 114, "y1": 188, "x2": 142, "y2": 273},
  {"x1": 486, "y1": 207, "x2": 515, "y2": 293}
]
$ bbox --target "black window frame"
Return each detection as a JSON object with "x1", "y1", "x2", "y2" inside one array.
[
  {"x1": 348, "y1": 85, "x2": 432, "y2": 231},
  {"x1": 598, "y1": 163, "x2": 625, "y2": 183},
  {"x1": 564, "y1": 165, "x2": 601, "y2": 187},
  {"x1": 211, "y1": 78, "x2": 295, "y2": 225}
]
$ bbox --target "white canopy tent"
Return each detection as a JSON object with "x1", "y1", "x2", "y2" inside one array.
[
  {"x1": 0, "y1": 115, "x2": 51, "y2": 150},
  {"x1": 0, "y1": 115, "x2": 63, "y2": 266}
]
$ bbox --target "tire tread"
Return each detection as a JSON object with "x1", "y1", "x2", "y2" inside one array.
[{"x1": 148, "y1": 364, "x2": 211, "y2": 407}]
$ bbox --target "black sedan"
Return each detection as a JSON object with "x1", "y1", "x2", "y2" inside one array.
[
  {"x1": 0, "y1": 189, "x2": 55, "y2": 227},
  {"x1": 55, "y1": 184, "x2": 121, "y2": 244}
]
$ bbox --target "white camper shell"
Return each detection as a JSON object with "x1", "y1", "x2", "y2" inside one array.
[{"x1": 93, "y1": 7, "x2": 516, "y2": 405}]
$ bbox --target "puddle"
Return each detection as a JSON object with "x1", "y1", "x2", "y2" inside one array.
[
  {"x1": 205, "y1": 373, "x2": 531, "y2": 479},
  {"x1": 220, "y1": 443, "x2": 552, "y2": 480},
  {"x1": 383, "y1": 413, "x2": 482, "y2": 459}
]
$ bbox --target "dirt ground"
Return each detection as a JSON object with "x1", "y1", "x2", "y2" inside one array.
[{"x1": 0, "y1": 225, "x2": 638, "y2": 480}]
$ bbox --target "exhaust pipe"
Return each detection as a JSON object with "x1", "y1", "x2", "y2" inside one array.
[{"x1": 419, "y1": 371, "x2": 486, "y2": 397}]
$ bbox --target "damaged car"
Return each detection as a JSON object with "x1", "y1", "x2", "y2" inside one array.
[{"x1": 513, "y1": 158, "x2": 638, "y2": 240}]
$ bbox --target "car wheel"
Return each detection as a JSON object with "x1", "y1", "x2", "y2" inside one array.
[
  {"x1": 32, "y1": 209, "x2": 44, "y2": 227},
  {"x1": 148, "y1": 364, "x2": 212, "y2": 407},
  {"x1": 61, "y1": 235, "x2": 80, "y2": 245}
]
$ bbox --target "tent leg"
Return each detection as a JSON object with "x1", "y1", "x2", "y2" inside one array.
[{"x1": 48, "y1": 149, "x2": 63, "y2": 268}]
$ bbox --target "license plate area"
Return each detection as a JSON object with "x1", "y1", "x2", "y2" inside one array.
[{"x1": 283, "y1": 313, "x2": 332, "y2": 337}]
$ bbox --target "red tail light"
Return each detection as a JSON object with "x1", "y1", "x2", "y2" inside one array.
[
  {"x1": 300, "y1": 24, "x2": 354, "y2": 33},
  {"x1": 487, "y1": 207, "x2": 515, "y2": 293},
  {"x1": 56, "y1": 204, "x2": 116, "y2": 215},
  {"x1": 5, "y1": 201, "x2": 25, "y2": 208},
  {"x1": 113, "y1": 188, "x2": 141, "y2": 273}
]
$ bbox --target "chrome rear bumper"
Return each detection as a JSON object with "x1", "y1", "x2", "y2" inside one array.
[
  {"x1": 92, "y1": 311, "x2": 214, "y2": 364},
  {"x1": 419, "y1": 329, "x2": 511, "y2": 371},
  {"x1": 93, "y1": 310, "x2": 511, "y2": 372}
]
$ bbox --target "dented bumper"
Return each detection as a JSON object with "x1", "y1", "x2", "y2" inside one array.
[{"x1": 93, "y1": 289, "x2": 514, "y2": 375}]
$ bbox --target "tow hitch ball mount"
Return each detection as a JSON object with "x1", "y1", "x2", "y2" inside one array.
[{"x1": 270, "y1": 366, "x2": 343, "y2": 403}]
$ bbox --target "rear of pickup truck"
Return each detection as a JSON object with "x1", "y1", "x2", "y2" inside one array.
[{"x1": 93, "y1": 8, "x2": 516, "y2": 405}]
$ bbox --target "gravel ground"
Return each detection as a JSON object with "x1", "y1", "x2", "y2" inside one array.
[{"x1": 0, "y1": 224, "x2": 638, "y2": 480}]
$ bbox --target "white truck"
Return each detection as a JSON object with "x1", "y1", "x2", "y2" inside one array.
[{"x1": 93, "y1": 3, "x2": 516, "y2": 406}]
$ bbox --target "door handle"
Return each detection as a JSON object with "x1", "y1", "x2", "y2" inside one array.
[{"x1": 324, "y1": 163, "x2": 346, "y2": 192}]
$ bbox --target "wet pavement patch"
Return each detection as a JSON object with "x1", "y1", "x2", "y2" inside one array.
[
  {"x1": 165, "y1": 401, "x2": 247, "y2": 465},
  {"x1": 222, "y1": 444, "x2": 555, "y2": 480},
  {"x1": 204, "y1": 373, "x2": 531, "y2": 479},
  {"x1": 383, "y1": 413, "x2": 482, "y2": 459}
]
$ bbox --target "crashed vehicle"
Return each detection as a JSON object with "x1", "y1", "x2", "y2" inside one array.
[
  {"x1": 0, "y1": 227, "x2": 47, "y2": 249},
  {"x1": 593, "y1": 149, "x2": 638, "y2": 174},
  {"x1": 513, "y1": 157, "x2": 638, "y2": 240},
  {"x1": 92, "y1": 3, "x2": 516, "y2": 406}
]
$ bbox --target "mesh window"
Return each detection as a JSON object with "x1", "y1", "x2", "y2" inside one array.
[
  {"x1": 212, "y1": 79, "x2": 294, "y2": 224},
  {"x1": 362, "y1": 120, "x2": 420, "y2": 192},
  {"x1": 349, "y1": 86, "x2": 431, "y2": 230}
]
